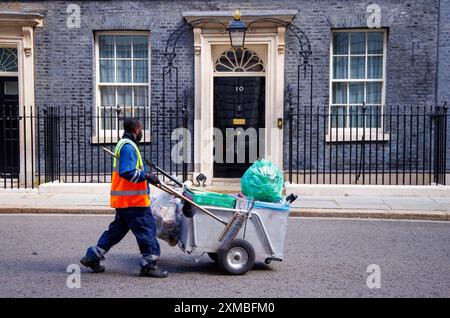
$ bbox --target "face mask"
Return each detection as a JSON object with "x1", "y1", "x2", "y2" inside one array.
[{"x1": 135, "y1": 131, "x2": 143, "y2": 143}]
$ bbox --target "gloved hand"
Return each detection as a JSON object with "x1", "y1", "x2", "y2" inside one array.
[
  {"x1": 145, "y1": 172, "x2": 161, "y2": 186},
  {"x1": 182, "y1": 202, "x2": 195, "y2": 218}
]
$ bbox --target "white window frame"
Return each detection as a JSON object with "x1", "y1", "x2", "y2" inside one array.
[
  {"x1": 328, "y1": 29, "x2": 389, "y2": 142},
  {"x1": 93, "y1": 31, "x2": 151, "y2": 143}
]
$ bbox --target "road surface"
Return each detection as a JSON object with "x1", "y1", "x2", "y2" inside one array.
[{"x1": 0, "y1": 214, "x2": 448, "y2": 297}]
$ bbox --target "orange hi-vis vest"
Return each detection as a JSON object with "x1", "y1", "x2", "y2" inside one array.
[{"x1": 110, "y1": 138, "x2": 150, "y2": 209}]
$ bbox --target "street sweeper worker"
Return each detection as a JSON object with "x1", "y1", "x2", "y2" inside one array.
[{"x1": 80, "y1": 117, "x2": 168, "y2": 278}]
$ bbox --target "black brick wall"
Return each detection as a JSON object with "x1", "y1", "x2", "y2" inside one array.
[{"x1": 1, "y1": 0, "x2": 447, "y2": 179}]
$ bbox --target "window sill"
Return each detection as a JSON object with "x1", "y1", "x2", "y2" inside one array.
[
  {"x1": 326, "y1": 132, "x2": 389, "y2": 143},
  {"x1": 90, "y1": 132, "x2": 152, "y2": 144}
]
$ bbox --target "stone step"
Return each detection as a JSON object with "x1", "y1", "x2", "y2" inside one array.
[
  {"x1": 210, "y1": 178, "x2": 241, "y2": 185},
  {"x1": 207, "y1": 178, "x2": 241, "y2": 193},
  {"x1": 0, "y1": 178, "x2": 20, "y2": 189}
]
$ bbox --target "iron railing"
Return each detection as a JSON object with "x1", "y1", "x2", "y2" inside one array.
[
  {"x1": 0, "y1": 103, "x2": 448, "y2": 188},
  {"x1": 0, "y1": 101, "x2": 191, "y2": 189},
  {"x1": 285, "y1": 104, "x2": 449, "y2": 185}
]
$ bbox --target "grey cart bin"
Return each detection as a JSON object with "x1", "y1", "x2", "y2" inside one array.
[{"x1": 178, "y1": 196, "x2": 291, "y2": 275}]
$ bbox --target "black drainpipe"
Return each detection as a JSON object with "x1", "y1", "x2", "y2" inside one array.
[{"x1": 435, "y1": 0, "x2": 441, "y2": 106}]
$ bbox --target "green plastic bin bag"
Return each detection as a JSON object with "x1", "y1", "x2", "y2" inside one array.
[{"x1": 241, "y1": 159, "x2": 284, "y2": 203}]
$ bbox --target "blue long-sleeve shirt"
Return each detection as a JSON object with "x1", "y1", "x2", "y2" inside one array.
[{"x1": 118, "y1": 140, "x2": 147, "y2": 183}]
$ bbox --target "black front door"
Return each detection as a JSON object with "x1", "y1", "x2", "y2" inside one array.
[
  {"x1": 214, "y1": 76, "x2": 265, "y2": 178},
  {"x1": 0, "y1": 77, "x2": 20, "y2": 176}
]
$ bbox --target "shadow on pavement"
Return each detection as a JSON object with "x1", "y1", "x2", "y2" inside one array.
[{"x1": 102, "y1": 253, "x2": 274, "y2": 276}]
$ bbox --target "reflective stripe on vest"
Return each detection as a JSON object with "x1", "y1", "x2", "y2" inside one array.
[
  {"x1": 110, "y1": 138, "x2": 149, "y2": 209},
  {"x1": 110, "y1": 190, "x2": 149, "y2": 196}
]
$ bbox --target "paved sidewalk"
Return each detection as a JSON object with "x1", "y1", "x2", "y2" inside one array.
[
  {"x1": 290, "y1": 195, "x2": 450, "y2": 221},
  {"x1": 0, "y1": 189, "x2": 449, "y2": 221}
]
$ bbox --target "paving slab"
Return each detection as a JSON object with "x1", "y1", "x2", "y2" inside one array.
[
  {"x1": 429, "y1": 197, "x2": 450, "y2": 210},
  {"x1": 296, "y1": 196, "x2": 336, "y2": 202},
  {"x1": 334, "y1": 196, "x2": 386, "y2": 204},
  {"x1": 334, "y1": 196, "x2": 390, "y2": 210},
  {"x1": 291, "y1": 208, "x2": 390, "y2": 219},
  {"x1": 382, "y1": 197, "x2": 445, "y2": 211},
  {"x1": 293, "y1": 200, "x2": 339, "y2": 209}
]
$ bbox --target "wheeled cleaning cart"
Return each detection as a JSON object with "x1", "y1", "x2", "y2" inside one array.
[
  {"x1": 177, "y1": 190, "x2": 292, "y2": 275},
  {"x1": 101, "y1": 147, "x2": 293, "y2": 275}
]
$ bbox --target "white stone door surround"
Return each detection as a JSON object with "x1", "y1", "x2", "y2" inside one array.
[
  {"x1": 184, "y1": 10, "x2": 297, "y2": 184},
  {"x1": 0, "y1": 12, "x2": 43, "y2": 187}
]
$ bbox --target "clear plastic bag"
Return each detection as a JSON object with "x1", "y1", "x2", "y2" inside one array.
[
  {"x1": 151, "y1": 191, "x2": 183, "y2": 246},
  {"x1": 241, "y1": 159, "x2": 284, "y2": 203}
]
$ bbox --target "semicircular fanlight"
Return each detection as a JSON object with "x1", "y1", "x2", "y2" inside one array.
[
  {"x1": 214, "y1": 47, "x2": 265, "y2": 73},
  {"x1": 0, "y1": 48, "x2": 18, "y2": 72}
]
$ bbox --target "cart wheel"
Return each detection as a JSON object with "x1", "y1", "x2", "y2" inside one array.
[
  {"x1": 207, "y1": 252, "x2": 218, "y2": 263},
  {"x1": 218, "y1": 239, "x2": 255, "y2": 275}
]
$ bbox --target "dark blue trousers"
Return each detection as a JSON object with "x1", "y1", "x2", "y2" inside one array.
[{"x1": 89, "y1": 207, "x2": 160, "y2": 264}]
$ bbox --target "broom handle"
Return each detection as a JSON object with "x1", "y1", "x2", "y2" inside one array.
[
  {"x1": 102, "y1": 147, "x2": 116, "y2": 158},
  {"x1": 144, "y1": 159, "x2": 183, "y2": 187},
  {"x1": 101, "y1": 147, "x2": 228, "y2": 225}
]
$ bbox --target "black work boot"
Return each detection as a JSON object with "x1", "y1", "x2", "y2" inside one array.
[
  {"x1": 140, "y1": 261, "x2": 168, "y2": 278},
  {"x1": 80, "y1": 256, "x2": 105, "y2": 273}
]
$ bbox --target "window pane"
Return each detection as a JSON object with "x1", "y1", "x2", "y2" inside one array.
[
  {"x1": 4, "y1": 81, "x2": 18, "y2": 95},
  {"x1": 117, "y1": 86, "x2": 132, "y2": 108},
  {"x1": 0, "y1": 48, "x2": 18, "y2": 72},
  {"x1": 349, "y1": 83, "x2": 364, "y2": 104},
  {"x1": 133, "y1": 60, "x2": 148, "y2": 83},
  {"x1": 349, "y1": 106, "x2": 364, "y2": 128},
  {"x1": 100, "y1": 86, "x2": 116, "y2": 107},
  {"x1": 331, "y1": 106, "x2": 346, "y2": 128},
  {"x1": 116, "y1": 60, "x2": 132, "y2": 83},
  {"x1": 134, "y1": 87, "x2": 148, "y2": 107},
  {"x1": 333, "y1": 56, "x2": 348, "y2": 79},
  {"x1": 115, "y1": 36, "x2": 132, "y2": 58},
  {"x1": 333, "y1": 32, "x2": 348, "y2": 55},
  {"x1": 350, "y1": 56, "x2": 365, "y2": 79},
  {"x1": 332, "y1": 82, "x2": 347, "y2": 104},
  {"x1": 350, "y1": 32, "x2": 366, "y2": 54},
  {"x1": 366, "y1": 106, "x2": 381, "y2": 128},
  {"x1": 368, "y1": 56, "x2": 383, "y2": 79},
  {"x1": 100, "y1": 60, "x2": 114, "y2": 82},
  {"x1": 99, "y1": 35, "x2": 114, "y2": 58},
  {"x1": 367, "y1": 82, "x2": 382, "y2": 104},
  {"x1": 133, "y1": 36, "x2": 148, "y2": 58},
  {"x1": 368, "y1": 32, "x2": 384, "y2": 54}
]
